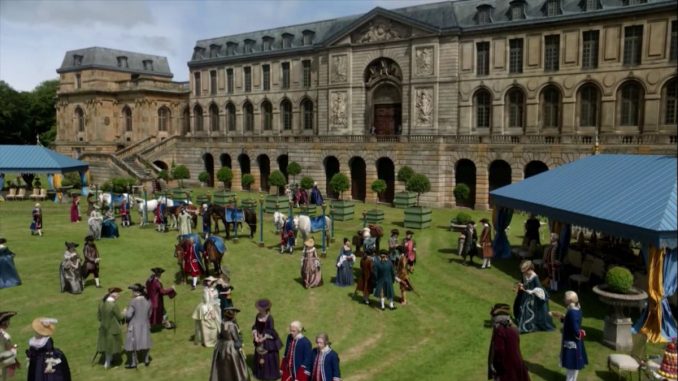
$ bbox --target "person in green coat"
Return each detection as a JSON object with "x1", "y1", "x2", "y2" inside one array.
[
  {"x1": 372, "y1": 250, "x2": 396, "y2": 311},
  {"x1": 97, "y1": 287, "x2": 124, "y2": 369}
]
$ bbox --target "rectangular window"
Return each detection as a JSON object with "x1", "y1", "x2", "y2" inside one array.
[
  {"x1": 210, "y1": 70, "x2": 217, "y2": 95},
  {"x1": 509, "y1": 39, "x2": 523, "y2": 74},
  {"x1": 226, "y1": 69, "x2": 234, "y2": 94},
  {"x1": 546, "y1": 0, "x2": 560, "y2": 16},
  {"x1": 282, "y1": 62, "x2": 290, "y2": 89},
  {"x1": 302, "y1": 60, "x2": 311, "y2": 88},
  {"x1": 585, "y1": 0, "x2": 598, "y2": 10},
  {"x1": 244, "y1": 67, "x2": 251, "y2": 92},
  {"x1": 670, "y1": 21, "x2": 677, "y2": 61},
  {"x1": 262, "y1": 65, "x2": 270, "y2": 91},
  {"x1": 194, "y1": 72, "x2": 201, "y2": 96},
  {"x1": 544, "y1": 35, "x2": 560, "y2": 71},
  {"x1": 582, "y1": 30, "x2": 599, "y2": 69},
  {"x1": 623, "y1": 25, "x2": 643, "y2": 66},
  {"x1": 75, "y1": 74, "x2": 81, "y2": 89},
  {"x1": 476, "y1": 42, "x2": 490, "y2": 76}
]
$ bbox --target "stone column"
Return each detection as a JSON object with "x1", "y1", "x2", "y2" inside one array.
[
  {"x1": 251, "y1": 161, "x2": 261, "y2": 192},
  {"x1": 475, "y1": 167, "x2": 490, "y2": 210},
  {"x1": 231, "y1": 166, "x2": 242, "y2": 191},
  {"x1": 365, "y1": 163, "x2": 378, "y2": 204}
]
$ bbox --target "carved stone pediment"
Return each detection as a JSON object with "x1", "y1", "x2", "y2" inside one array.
[{"x1": 351, "y1": 17, "x2": 410, "y2": 44}]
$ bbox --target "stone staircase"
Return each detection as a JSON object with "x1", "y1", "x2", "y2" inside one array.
[{"x1": 123, "y1": 156, "x2": 154, "y2": 179}]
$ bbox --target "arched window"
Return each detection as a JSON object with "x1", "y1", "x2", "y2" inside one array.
[
  {"x1": 302, "y1": 99, "x2": 313, "y2": 130},
  {"x1": 75, "y1": 107, "x2": 85, "y2": 132},
  {"x1": 123, "y1": 106, "x2": 132, "y2": 132},
  {"x1": 578, "y1": 84, "x2": 600, "y2": 128},
  {"x1": 506, "y1": 88, "x2": 525, "y2": 128},
  {"x1": 209, "y1": 104, "x2": 219, "y2": 131},
  {"x1": 243, "y1": 102, "x2": 254, "y2": 132},
  {"x1": 182, "y1": 107, "x2": 190, "y2": 135},
  {"x1": 541, "y1": 86, "x2": 561, "y2": 129},
  {"x1": 281, "y1": 100, "x2": 292, "y2": 131},
  {"x1": 226, "y1": 103, "x2": 236, "y2": 131},
  {"x1": 194, "y1": 104, "x2": 204, "y2": 132},
  {"x1": 663, "y1": 78, "x2": 677, "y2": 125},
  {"x1": 158, "y1": 106, "x2": 170, "y2": 132},
  {"x1": 474, "y1": 89, "x2": 492, "y2": 129},
  {"x1": 619, "y1": 82, "x2": 644, "y2": 126},
  {"x1": 261, "y1": 101, "x2": 272, "y2": 131}
]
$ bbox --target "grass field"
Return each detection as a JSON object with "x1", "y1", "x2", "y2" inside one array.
[{"x1": 0, "y1": 193, "x2": 661, "y2": 380}]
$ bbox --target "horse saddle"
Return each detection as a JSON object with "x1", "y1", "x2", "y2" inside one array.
[
  {"x1": 225, "y1": 208, "x2": 244, "y2": 223},
  {"x1": 309, "y1": 216, "x2": 326, "y2": 232}
]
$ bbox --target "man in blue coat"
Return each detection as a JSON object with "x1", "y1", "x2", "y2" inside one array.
[{"x1": 281, "y1": 320, "x2": 313, "y2": 381}]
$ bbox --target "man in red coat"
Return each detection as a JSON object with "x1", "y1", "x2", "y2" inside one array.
[
  {"x1": 181, "y1": 239, "x2": 203, "y2": 290},
  {"x1": 488, "y1": 303, "x2": 530, "y2": 381},
  {"x1": 145, "y1": 267, "x2": 176, "y2": 331}
]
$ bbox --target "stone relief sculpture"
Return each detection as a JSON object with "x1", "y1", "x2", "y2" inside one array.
[
  {"x1": 355, "y1": 19, "x2": 409, "y2": 44},
  {"x1": 415, "y1": 47, "x2": 433, "y2": 76},
  {"x1": 364, "y1": 58, "x2": 402, "y2": 85},
  {"x1": 416, "y1": 89, "x2": 433, "y2": 125},
  {"x1": 331, "y1": 55, "x2": 348, "y2": 83},
  {"x1": 330, "y1": 92, "x2": 348, "y2": 127}
]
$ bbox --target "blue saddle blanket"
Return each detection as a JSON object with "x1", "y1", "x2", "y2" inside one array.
[
  {"x1": 205, "y1": 236, "x2": 227, "y2": 254},
  {"x1": 310, "y1": 216, "x2": 327, "y2": 232},
  {"x1": 225, "y1": 208, "x2": 244, "y2": 223},
  {"x1": 180, "y1": 233, "x2": 203, "y2": 254}
]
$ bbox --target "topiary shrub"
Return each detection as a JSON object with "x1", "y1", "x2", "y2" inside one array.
[
  {"x1": 397, "y1": 166, "x2": 415, "y2": 184},
  {"x1": 157, "y1": 170, "x2": 170, "y2": 182},
  {"x1": 198, "y1": 171, "x2": 210, "y2": 184},
  {"x1": 453, "y1": 212, "x2": 472, "y2": 225},
  {"x1": 287, "y1": 162, "x2": 302, "y2": 183},
  {"x1": 329, "y1": 173, "x2": 350, "y2": 200},
  {"x1": 300, "y1": 176, "x2": 314, "y2": 191},
  {"x1": 605, "y1": 266, "x2": 634, "y2": 294},
  {"x1": 269, "y1": 170, "x2": 287, "y2": 195},
  {"x1": 454, "y1": 183, "x2": 471, "y2": 204},
  {"x1": 216, "y1": 167, "x2": 233, "y2": 190},
  {"x1": 241, "y1": 173, "x2": 255, "y2": 191},
  {"x1": 172, "y1": 165, "x2": 190, "y2": 187},
  {"x1": 406, "y1": 173, "x2": 431, "y2": 207}
]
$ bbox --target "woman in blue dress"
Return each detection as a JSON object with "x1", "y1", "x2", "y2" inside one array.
[
  {"x1": 334, "y1": 239, "x2": 356, "y2": 287},
  {"x1": 551, "y1": 291, "x2": 588, "y2": 381},
  {"x1": 101, "y1": 210, "x2": 119, "y2": 238},
  {"x1": 310, "y1": 332, "x2": 341, "y2": 381},
  {"x1": 513, "y1": 260, "x2": 554, "y2": 333},
  {"x1": 0, "y1": 237, "x2": 21, "y2": 289}
]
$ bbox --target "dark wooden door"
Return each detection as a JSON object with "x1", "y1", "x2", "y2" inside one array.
[{"x1": 374, "y1": 105, "x2": 398, "y2": 136}]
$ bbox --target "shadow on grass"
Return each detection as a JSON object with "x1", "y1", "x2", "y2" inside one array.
[
  {"x1": 438, "y1": 248, "x2": 456, "y2": 255},
  {"x1": 595, "y1": 370, "x2": 626, "y2": 380},
  {"x1": 524, "y1": 360, "x2": 563, "y2": 380}
]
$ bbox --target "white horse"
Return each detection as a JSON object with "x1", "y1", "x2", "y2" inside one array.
[
  {"x1": 133, "y1": 197, "x2": 175, "y2": 225},
  {"x1": 273, "y1": 211, "x2": 288, "y2": 233},
  {"x1": 96, "y1": 192, "x2": 131, "y2": 207},
  {"x1": 294, "y1": 215, "x2": 332, "y2": 248}
]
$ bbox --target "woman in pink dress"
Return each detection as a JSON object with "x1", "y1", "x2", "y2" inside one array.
[{"x1": 70, "y1": 195, "x2": 80, "y2": 223}]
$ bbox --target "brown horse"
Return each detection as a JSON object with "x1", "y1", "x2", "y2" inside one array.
[
  {"x1": 208, "y1": 205, "x2": 257, "y2": 240},
  {"x1": 203, "y1": 237, "x2": 226, "y2": 276}
]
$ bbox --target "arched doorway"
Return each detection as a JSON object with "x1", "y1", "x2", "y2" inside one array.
[
  {"x1": 277, "y1": 154, "x2": 289, "y2": 182},
  {"x1": 238, "y1": 154, "x2": 251, "y2": 175},
  {"x1": 524, "y1": 161, "x2": 549, "y2": 178},
  {"x1": 455, "y1": 159, "x2": 476, "y2": 208},
  {"x1": 349, "y1": 157, "x2": 366, "y2": 202},
  {"x1": 324, "y1": 156, "x2": 340, "y2": 199},
  {"x1": 220, "y1": 153, "x2": 231, "y2": 168},
  {"x1": 153, "y1": 160, "x2": 169, "y2": 171},
  {"x1": 376, "y1": 157, "x2": 395, "y2": 203},
  {"x1": 364, "y1": 58, "x2": 402, "y2": 136},
  {"x1": 203, "y1": 153, "x2": 215, "y2": 187},
  {"x1": 257, "y1": 154, "x2": 271, "y2": 193},
  {"x1": 489, "y1": 160, "x2": 512, "y2": 192}
]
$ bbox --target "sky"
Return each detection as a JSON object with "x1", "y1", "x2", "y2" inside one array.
[{"x1": 0, "y1": 0, "x2": 431, "y2": 91}]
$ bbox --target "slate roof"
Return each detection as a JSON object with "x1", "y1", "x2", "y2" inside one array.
[
  {"x1": 490, "y1": 154, "x2": 678, "y2": 249},
  {"x1": 189, "y1": 0, "x2": 674, "y2": 66},
  {"x1": 0, "y1": 145, "x2": 89, "y2": 173},
  {"x1": 57, "y1": 47, "x2": 173, "y2": 78}
]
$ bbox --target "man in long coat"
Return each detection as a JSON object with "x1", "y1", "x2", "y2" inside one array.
[
  {"x1": 372, "y1": 251, "x2": 396, "y2": 311},
  {"x1": 82, "y1": 235, "x2": 101, "y2": 288},
  {"x1": 97, "y1": 287, "x2": 124, "y2": 369},
  {"x1": 145, "y1": 268, "x2": 176, "y2": 331},
  {"x1": 487, "y1": 304, "x2": 530, "y2": 381},
  {"x1": 123, "y1": 283, "x2": 152, "y2": 368},
  {"x1": 178, "y1": 208, "x2": 192, "y2": 235}
]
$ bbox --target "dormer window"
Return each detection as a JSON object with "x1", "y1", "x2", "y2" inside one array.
[
  {"x1": 476, "y1": 5, "x2": 494, "y2": 25},
  {"x1": 624, "y1": 0, "x2": 646, "y2": 4},
  {"x1": 73, "y1": 54, "x2": 83, "y2": 66},
  {"x1": 226, "y1": 42, "x2": 238, "y2": 56},
  {"x1": 143, "y1": 60, "x2": 153, "y2": 71},
  {"x1": 302, "y1": 30, "x2": 315, "y2": 46},
  {"x1": 116, "y1": 56, "x2": 128, "y2": 68},
  {"x1": 545, "y1": 0, "x2": 562, "y2": 16},
  {"x1": 262, "y1": 36, "x2": 274, "y2": 51},
  {"x1": 209, "y1": 44, "x2": 221, "y2": 58},
  {"x1": 508, "y1": 0, "x2": 526, "y2": 20},
  {"x1": 580, "y1": 0, "x2": 600, "y2": 10},
  {"x1": 282, "y1": 33, "x2": 294, "y2": 49},
  {"x1": 244, "y1": 39, "x2": 255, "y2": 54},
  {"x1": 193, "y1": 47, "x2": 206, "y2": 60}
]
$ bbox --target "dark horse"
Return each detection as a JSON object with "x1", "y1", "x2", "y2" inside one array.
[
  {"x1": 207, "y1": 204, "x2": 257, "y2": 240},
  {"x1": 203, "y1": 237, "x2": 226, "y2": 276}
]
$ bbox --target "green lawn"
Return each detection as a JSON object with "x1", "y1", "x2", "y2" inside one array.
[{"x1": 0, "y1": 194, "x2": 662, "y2": 380}]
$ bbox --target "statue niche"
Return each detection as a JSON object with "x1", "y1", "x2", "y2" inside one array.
[{"x1": 364, "y1": 57, "x2": 402, "y2": 89}]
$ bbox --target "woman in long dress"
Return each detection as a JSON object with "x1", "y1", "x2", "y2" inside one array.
[
  {"x1": 0, "y1": 237, "x2": 21, "y2": 289},
  {"x1": 193, "y1": 277, "x2": 221, "y2": 347},
  {"x1": 301, "y1": 238, "x2": 322, "y2": 289},
  {"x1": 334, "y1": 239, "x2": 356, "y2": 287},
  {"x1": 101, "y1": 210, "x2": 119, "y2": 238},
  {"x1": 251, "y1": 299, "x2": 282, "y2": 381},
  {"x1": 209, "y1": 307, "x2": 250, "y2": 381},
  {"x1": 70, "y1": 196, "x2": 80, "y2": 223},
  {"x1": 59, "y1": 242, "x2": 83, "y2": 294},
  {"x1": 513, "y1": 260, "x2": 554, "y2": 333},
  {"x1": 31, "y1": 204, "x2": 43, "y2": 236}
]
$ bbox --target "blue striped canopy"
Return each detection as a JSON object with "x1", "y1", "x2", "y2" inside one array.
[
  {"x1": 0, "y1": 145, "x2": 88, "y2": 173},
  {"x1": 490, "y1": 154, "x2": 677, "y2": 249}
]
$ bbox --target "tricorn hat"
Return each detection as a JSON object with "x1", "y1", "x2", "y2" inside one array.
[
  {"x1": 405, "y1": 230, "x2": 414, "y2": 235},
  {"x1": 491, "y1": 303, "x2": 511, "y2": 317},
  {"x1": 0, "y1": 311, "x2": 17, "y2": 325},
  {"x1": 204, "y1": 276, "x2": 218, "y2": 284},
  {"x1": 304, "y1": 238, "x2": 315, "y2": 248},
  {"x1": 85, "y1": 235, "x2": 95, "y2": 242},
  {"x1": 32, "y1": 317, "x2": 58, "y2": 337},
  {"x1": 151, "y1": 267, "x2": 165, "y2": 274},
  {"x1": 65, "y1": 241, "x2": 78, "y2": 250},
  {"x1": 480, "y1": 218, "x2": 490, "y2": 224},
  {"x1": 223, "y1": 306, "x2": 241, "y2": 313},
  {"x1": 0, "y1": 237, "x2": 6, "y2": 244},
  {"x1": 128, "y1": 283, "x2": 145, "y2": 293},
  {"x1": 391, "y1": 229, "x2": 399, "y2": 235},
  {"x1": 107, "y1": 287, "x2": 123, "y2": 294},
  {"x1": 255, "y1": 298, "x2": 272, "y2": 311}
]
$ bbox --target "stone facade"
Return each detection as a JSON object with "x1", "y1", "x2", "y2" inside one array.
[{"x1": 55, "y1": 2, "x2": 677, "y2": 209}]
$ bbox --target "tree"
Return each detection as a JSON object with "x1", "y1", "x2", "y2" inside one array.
[
  {"x1": 157, "y1": 170, "x2": 170, "y2": 182},
  {"x1": 172, "y1": 165, "x2": 190, "y2": 188},
  {"x1": 371, "y1": 179, "x2": 387, "y2": 204},
  {"x1": 269, "y1": 170, "x2": 287, "y2": 195},
  {"x1": 406, "y1": 173, "x2": 431, "y2": 206},
  {"x1": 287, "y1": 162, "x2": 302, "y2": 183},
  {"x1": 453, "y1": 183, "x2": 471, "y2": 205},
  {"x1": 241, "y1": 174, "x2": 255, "y2": 191},
  {"x1": 198, "y1": 171, "x2": 210, "y2": 185},
  {"x1": 300, "y1": 176, "x2": 314, "y2": 190},
  {"x1": 397, "y1": 166, "x2": 415, "y2": 185},
  {"x1": 0, "y1": 79, "x2": 58, "y2": 146},
  {"x1": 216, "y1": 167, "x2": 233, "y2": 190},
  {"x1": 329, "y1": 173, "x2": 350, "y2": 200}
]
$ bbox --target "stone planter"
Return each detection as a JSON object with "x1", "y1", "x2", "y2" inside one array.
[
  {"x1": 365, "y1": 209, "x2": 384, "y2": 224},
  {"x1": 265, "y1": 195, "x2": 289, "y2": 213},
  {"x1": 213, "y1": 191, "x2": 236, "y2": 206},
  {"x1": 195, "y1": 195, "x2": 211, "y2": 206},
  {"x1": 241, "y1": 199, "x2": 258, "y2": 210},
  {"x1": 593, "y1": 285, "x2": 648, "y2": 351},
  {"x1": 171, "y1": 188, "x2": 191, "y2": 203},
  {"x1": 332, "y1": 200, "x2": 354, "y2": 221},
  {"x1": 393, "y1": 191, "x2": 417, "y2": 209},
  {"x1": 404, "y1": 206, "x2": 432, "y2": 229}
]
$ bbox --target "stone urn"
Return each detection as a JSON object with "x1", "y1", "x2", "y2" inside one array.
[{"x1": 593, "y1": 284, "x2": 648, "y2": 351}]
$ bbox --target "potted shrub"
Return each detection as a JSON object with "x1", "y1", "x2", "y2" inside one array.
[
  {"x1": 449, "y1": 212, "x2": 472, "y2": 232},
  {"x1": 287, "y1": 161, "x2": 302, "y2": 185},
  {"x1": 453, "y1": 183, "x2": 471, "y2": 207},
  {"x1": 403, "y1": 173, "x2": 432, "y2": 229},
  {"x1": 198, "y1": 171, "x2": 210, "y2": 187},
  {"x1": 216, "y1": 167, "x2": 233, "y2": 190},
  {"x1": 241, "y1": 173, "x2": 255, "y2": 192},
  {"x1": 366, "y1": 179, "x2": 386, "y2": 223},
  {"x1": 394, "y1": 166, "x2": 417, "y2": 209},
  {"x1": 299, "y1": 176, "x2": 316, "y2": 215},
  {"x1": 329, "y1": 173, "x2": 353, "y2": 221},
  {"x1": 593, "y1": 266, "x2": 648, "y2": 350},
  {"x1": 171, "y1": 165, "x2": 190, "y2": 188},
  {"x1": 265, "y1": 170, "x2": 289, "y2": 213}
]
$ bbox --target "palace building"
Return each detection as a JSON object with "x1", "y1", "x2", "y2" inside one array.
[{"x1": 55, "y1": 0, "x2": 677, "y2": 209}]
